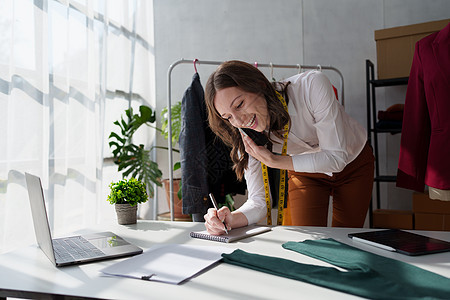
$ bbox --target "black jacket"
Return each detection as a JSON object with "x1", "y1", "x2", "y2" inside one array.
[{"x1": 179, "y1": 73, "x2": 246, "y2": 215}]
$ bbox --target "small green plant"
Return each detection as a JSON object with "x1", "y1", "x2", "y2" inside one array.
[{"x1": 107, "y1": 178, "x2": 149, "y2": 207}]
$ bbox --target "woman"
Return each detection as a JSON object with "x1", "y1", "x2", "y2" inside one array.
[{"x1": 204, "y1": 60, "x2": 374, "y2": 235}]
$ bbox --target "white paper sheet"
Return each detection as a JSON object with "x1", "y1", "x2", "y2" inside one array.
[{"x1": 100, "y1": 244, "x2": 234, "y2": 284}]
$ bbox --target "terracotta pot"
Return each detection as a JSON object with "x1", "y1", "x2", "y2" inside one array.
[
  {"x1": 115, "y1": 203, "x2": 138, "y2": 225},
  {"x1": 162, "y1": 179, "x2": 191, "y2": 220}
]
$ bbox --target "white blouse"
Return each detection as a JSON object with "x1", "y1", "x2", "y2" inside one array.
[{"x1": 237, "y1": 70, "x2": 367, "y2": 225}]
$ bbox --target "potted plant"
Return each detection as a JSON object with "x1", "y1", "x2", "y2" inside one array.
[
  {"x1": 107, "y1": 178, "x2": 149, "y2": 224},
  {"x1": 160, "y1": 100, "x2": 182, "y2": 195}
]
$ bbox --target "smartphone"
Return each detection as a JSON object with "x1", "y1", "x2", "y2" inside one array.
[{"x1": 239, "y1": 128, "x2": 269, "y2": 146}]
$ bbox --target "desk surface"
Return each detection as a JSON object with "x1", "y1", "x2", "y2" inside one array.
[{"x1": 1, "y1": 221, "x2": 449, "y2": 300}]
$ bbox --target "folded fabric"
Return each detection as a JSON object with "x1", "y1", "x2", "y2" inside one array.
[
  {"x1": 378, "y1": 103, "x2": 404, "y2": 121},
  {"x1": 378, "y1": 110, "x2": 403, "y2": 121},
  {"x1": 376, "y1": 120, "x2": 402, "y2": 134},
  {"x1": 386, "y1": 103, "x2": 405, "y2": 112},
  {"x1": 221, "y1": 238, "x2": 450, "y2": 300},
  {"x1": 376, "y1": 120, "x2": 402, "y2": 129}
]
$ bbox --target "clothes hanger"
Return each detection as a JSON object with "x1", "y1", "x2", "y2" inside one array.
[{"x1": 193, "y1": 59, "x2": 198, "y2": 73}]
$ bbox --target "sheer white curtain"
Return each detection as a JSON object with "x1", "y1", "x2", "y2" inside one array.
[{"x1": 0, "y1": 0, "x2": 156, "y2": 254}]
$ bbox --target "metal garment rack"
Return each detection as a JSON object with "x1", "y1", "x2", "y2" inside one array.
[{"x1": 166, "y1": 58, "x2": 344, "y2": 221}]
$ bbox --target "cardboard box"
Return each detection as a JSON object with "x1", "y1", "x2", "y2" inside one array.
[
  {"x1": 373, "y1": 209, "x2": 413, "y2": 229},
  {"x1": 374, "y1": 19, "x2": 450, "y2": 79},
  {"x1": 415, "y1": 213, "x2": 450, "y2": 231},
  {"x1": 413, "y1": 192, "x2": 450, "y2": 214}
]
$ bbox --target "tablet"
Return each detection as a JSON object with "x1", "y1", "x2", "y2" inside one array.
[{"x1": 348, "y1": 229, "x2": 450, "y2": 256}]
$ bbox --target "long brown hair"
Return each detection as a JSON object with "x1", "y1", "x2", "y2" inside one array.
[{"x1": 205, "y1": 60, "x2": 291, "y2": 180}]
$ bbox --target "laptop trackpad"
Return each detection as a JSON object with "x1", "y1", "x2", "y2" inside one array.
[{"x1": 87, "y1": 234, "x2": 130, "y2": 249}]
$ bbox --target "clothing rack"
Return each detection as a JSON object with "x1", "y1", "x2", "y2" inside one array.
[{"x1": 166, "y1": 58, "x2": 344, "y2": 221}]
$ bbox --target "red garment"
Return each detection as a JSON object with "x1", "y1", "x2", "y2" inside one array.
[
  {"x1": 397, "y1": 22, "x2": 450, "y2": 192},
  {"x1": 332, "y1": 85, "x2": 338, "y2": 101}
]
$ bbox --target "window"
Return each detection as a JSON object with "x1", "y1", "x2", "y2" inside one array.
[{"x1": 0, "y1": 0, "x2": 156, "y2": 254}]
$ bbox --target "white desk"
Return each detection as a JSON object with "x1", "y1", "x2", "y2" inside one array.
[{"x1": 1, "y1": 221, "x2": 449, "y2": 300}]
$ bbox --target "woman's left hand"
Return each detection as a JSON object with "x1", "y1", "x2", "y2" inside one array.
[
  {"x1": 241, "y1": 133, "x2": 273, "y2": 165},
  {"x1": 240, "y1": 132, "x2": 294, "y2": 170}
]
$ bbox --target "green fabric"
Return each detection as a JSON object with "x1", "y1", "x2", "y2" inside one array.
[{"x1": 221, "y1": 238, "x2": 450, "y2": 300}]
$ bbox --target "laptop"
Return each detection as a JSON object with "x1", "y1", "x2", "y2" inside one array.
[
  {"x1": 25, "y1": 172, "x2": 143, "y2": 267},
  {"x1": 348, "y1": 229, "x2": 450, "y2": 256}
]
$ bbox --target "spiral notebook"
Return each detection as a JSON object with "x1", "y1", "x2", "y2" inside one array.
[{"x1": 190, "y1": 225, "x2": 271, "y2": 243}]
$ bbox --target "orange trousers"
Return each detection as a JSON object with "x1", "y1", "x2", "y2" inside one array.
[{"x1": 283, "y1": 143, "x2": 374, "y2": 227}]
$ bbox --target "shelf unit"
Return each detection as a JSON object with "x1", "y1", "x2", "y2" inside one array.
[{"x1": 366, "y1": 59, "x2": 408, "y2": 227}]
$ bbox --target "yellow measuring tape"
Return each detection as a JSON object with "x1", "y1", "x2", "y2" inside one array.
[{"x1": 263, "y1": 91, "x2": 289, "y2": 225}]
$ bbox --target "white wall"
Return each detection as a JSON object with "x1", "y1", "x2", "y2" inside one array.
[{"x1": 152, "y1": 0, "x2": 450, "y2": 215}]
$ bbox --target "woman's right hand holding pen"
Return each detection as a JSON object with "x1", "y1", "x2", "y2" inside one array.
[{"x1": 204, "y1": 206, "x2": 232, "y2": 235}]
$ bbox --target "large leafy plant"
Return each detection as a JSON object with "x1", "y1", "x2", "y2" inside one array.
[{"x1": 109, "y1": 105, "x2": 163, "y2": 197}]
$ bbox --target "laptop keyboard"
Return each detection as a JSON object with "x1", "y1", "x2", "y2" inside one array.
[{"x1": 53, "y1": 236, "x2": 105, "y2": 262}]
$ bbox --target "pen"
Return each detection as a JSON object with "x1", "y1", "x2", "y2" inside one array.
[{"x1": 208, "y1": 193, "x2": 228, "y2": 234}]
